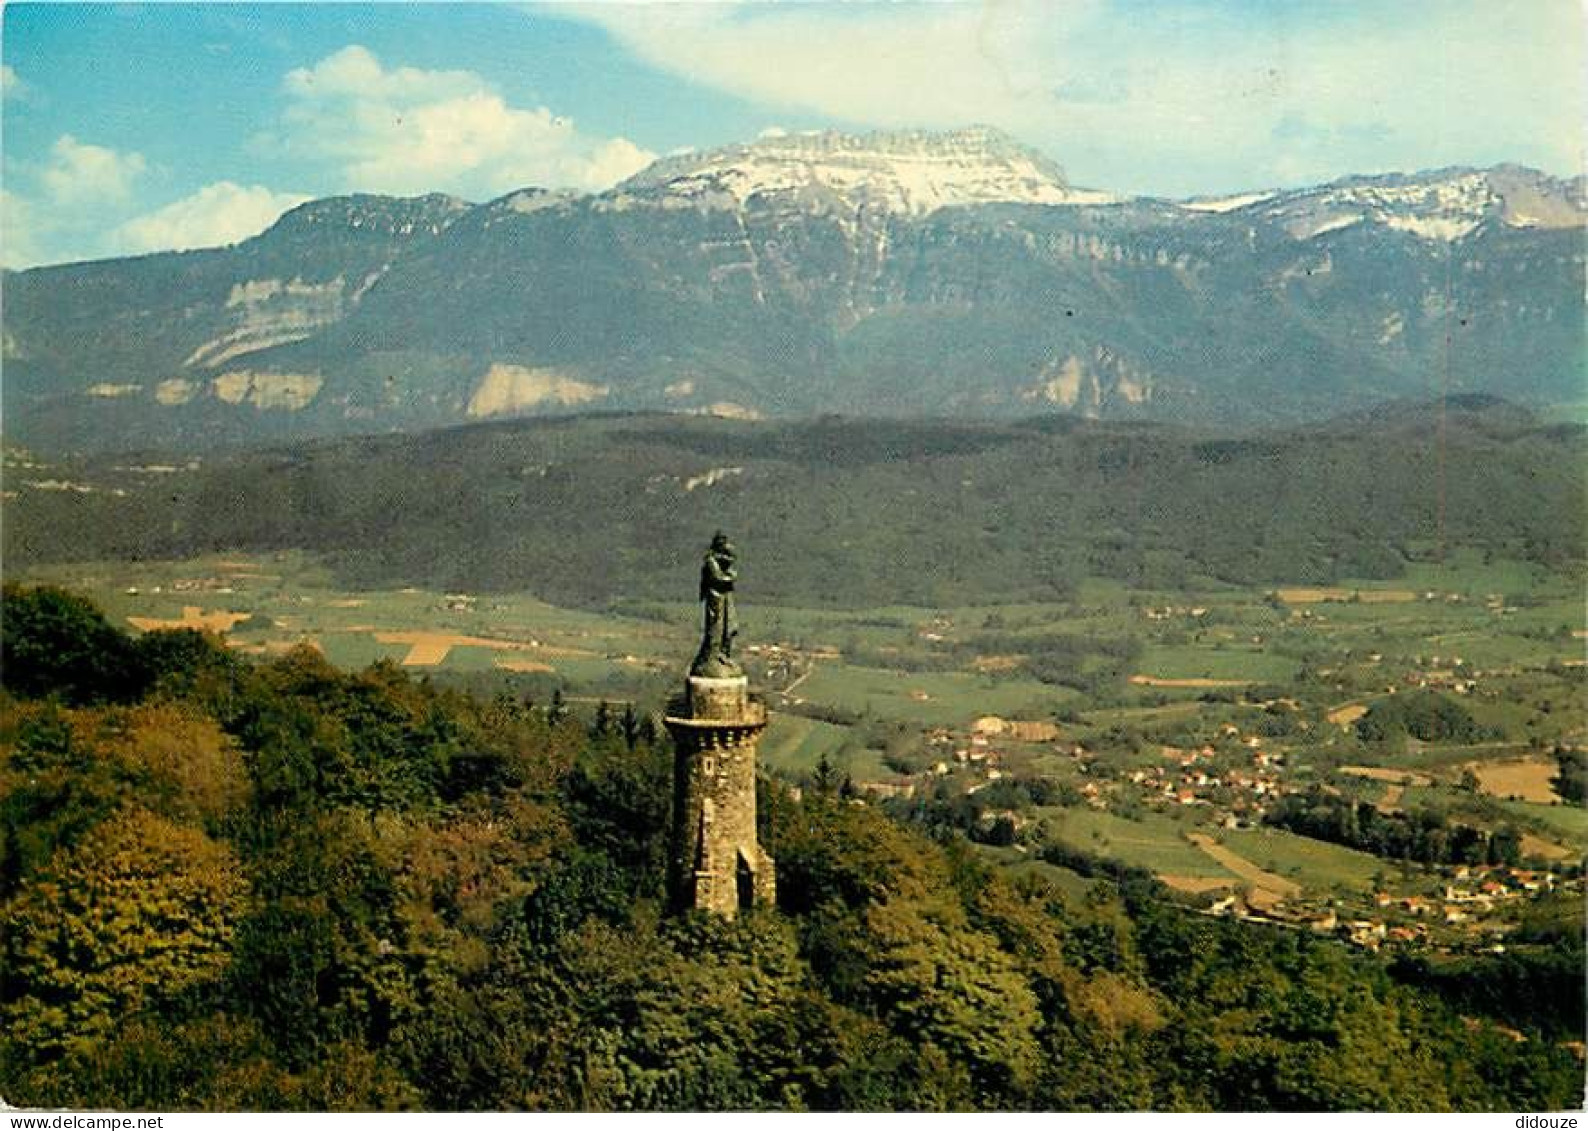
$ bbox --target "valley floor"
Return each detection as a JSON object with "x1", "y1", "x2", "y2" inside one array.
[{"x1": 20, "y1": 548, "x2": 1585, "y2": 956}]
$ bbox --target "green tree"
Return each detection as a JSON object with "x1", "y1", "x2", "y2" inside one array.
[
  {"x1": 856, "y1": 898, "x2": 1042, "y2": 1103},
  {"x1": 1, "y1": 584, "x2": 146, "y2": 704},
  {"x1": 227, "y1": 808, "x2": 422, "y2": 1071},
  {"x1": 1, "y1": 701, "x2": 137, "y2": 897},
  {"x1": 2, "y1": 806, "x2": 249, "y2": 1059},
  {"x1": 105, "y1": 701, "x2": 251, "y2": 824},
  {"x1": 1550, "y1": 745, "x2": 1586, "y2": 805}
]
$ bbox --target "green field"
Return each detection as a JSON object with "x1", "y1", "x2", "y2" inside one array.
[
  {"x1": 973, "y1": 845, "x2": 1099, "y2": 901},
  {"x1": 314, "y1": 633, "x2": 410, "y2": 669},
  {"x1": 1135, "y1": 643, "x2": 1297, "y2": 683},
  {"x1": 1079, "y1": 700, "x2": 1211, "y2": 728},
  {"x1": 1491, "y1": 799, "x2": 1588, "y2": 843},
  {"x1": 1033, "y1": 809, "x2": 1395, "y2": 898},
  {"x1": 759, "y1": 713, "x2": 873, "y2": 780},
  {"x1": 14, "y1": 551, "x2": 1583, "y2": 895},
  {"x1": 1394, "y1": 551, "x2": 1554, "y2": 598},
  {"x1": 1033, "y1": 806, "x2": 1234, "y2": 880},
  {"x1": 793, "y1": 663, "x2": 1072, "y2": 726},
  {"x1": 1395, "y1": 782, "x2": 1587, "y2": 850},
  {"x1": 1215, "y1": 827, "x2": 1388, "y2": 893}
]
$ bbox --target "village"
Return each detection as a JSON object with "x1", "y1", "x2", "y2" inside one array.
[{"x1": 817, "y1": 702, "x2": 1582, "y2": 957}]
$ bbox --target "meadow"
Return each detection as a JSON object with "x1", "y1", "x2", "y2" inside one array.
[{"x1": 1032, "y1": 805, "x2": 1236, "y2": 880}]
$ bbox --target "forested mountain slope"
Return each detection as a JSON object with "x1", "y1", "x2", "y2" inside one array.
[
  {"x1": 1, "y1": 586, "x2": 1580, "y2": 1111},
  {"x1": 6, "y1": 400, "x2": 1582, "y2": 606}
]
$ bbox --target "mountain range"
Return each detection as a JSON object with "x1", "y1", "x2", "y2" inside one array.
[{"x1": 4, "y1": 127, "x2": 1583, "y2": 455}]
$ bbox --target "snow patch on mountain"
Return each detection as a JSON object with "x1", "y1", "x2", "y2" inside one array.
[
  {"x1": 156, "y1": 379, "x2": 198, "y2": 406},
  {"x1": 1180, "y1": 191, "x2": 1275, "y2": 214},
  {"x1": 1023, "y1": 348, "x2": 1153, "y2": 415},
  {"x1": 505, "y1": 190, "x2": 575, "y2": 215},
  {"x1": 1287, "y1": 213, "x2": 1365, "y2": 240},
  {"x1": 87, "y1": 383, "x2": 141, "y2": 398},
  {"x1": 689, "y1": 402, "x2": 763, "y2": 421},
  {"x1": 1382, "y1": 213, "x2": 1482, "y2": 241},
  {"x1": 683, "y1": 466, "x2": 743, "y2": 492},
  {"x1": 1246, "y1": 167, "x2": 1585, "y2": 243},
  {"x1": 270, "y1": 193, "x2": 471, "y2": 239}
]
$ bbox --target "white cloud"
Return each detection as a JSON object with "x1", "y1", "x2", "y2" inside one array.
[
  {"x1": 3, "y1": 135, "x2": 155, "y2": 266},
  {"x1": 582, "y1": 136, "x2": 656, "y2": 191},
  {"x1": 5, "y1": 151, "x2": 308, "y2": 266},
  {"x1": 39, "y1": 135, "x2": 148, "y2": 206},
  {"x1": 1, "y1": 189, "x2": 46, "y2": 267},
  {"x1": 114, "y1": 182, "x2": 312, "y2": 255},
  {"x1": 1, "y1": 64, "x2": 26, "y2": 100},
  {"x1": 267, "y1": 44, "x2": 655, "y2": 197},
  {"x1": 572, "y1": 3, "x2": 1069, "y2": 136},
  {"x1": 565, "y1": 0, "x2": 1585, "y2": 194},
  {"x1": 283, "y1": 44, "x2": 478, "y2": 103}
]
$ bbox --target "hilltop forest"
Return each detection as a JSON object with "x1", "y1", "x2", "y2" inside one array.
[
  {"x1": 2, "y1": 584, "x2": 1581, "y2": 1112},
  {"x1": 6, "y1": 399, "x2": 1584, "y2": 609}
]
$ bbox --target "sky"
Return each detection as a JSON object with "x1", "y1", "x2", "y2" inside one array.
[{"x1": 2, "y1": 0, "x2": 1582, "y2": 268}]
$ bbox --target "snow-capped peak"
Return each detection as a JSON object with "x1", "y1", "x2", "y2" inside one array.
[
  {"x1": 1191, "y1": 166, "x2": 1586, "y2": 242},
  {"x1": 613, "y1": 126, "x2": 1119, "y2": 215}
]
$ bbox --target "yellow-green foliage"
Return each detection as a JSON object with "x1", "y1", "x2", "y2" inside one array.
[
  {"x1": 859, "y1": 898, "x2": 1043, "y2": 1096},
  {"x1": 4, "y1": 806, "x2": 249, "y2": 1054},
  {"x1": 1065, "y1": 968, "x2": 1163, "y2": 1041},
  {"x1": 102, "y1": 701, "x2": 252, "y2": 821}
]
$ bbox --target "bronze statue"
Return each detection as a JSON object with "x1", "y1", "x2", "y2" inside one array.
[{"x1": 692, "y1": 531, "x2": 740, "y2": 676}]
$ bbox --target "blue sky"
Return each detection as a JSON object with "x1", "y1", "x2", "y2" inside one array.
[{"x1": 3, "y1": 1, "x2": 1582, "y2": 267}]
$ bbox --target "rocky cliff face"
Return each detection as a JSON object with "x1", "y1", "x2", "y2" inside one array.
[{"x1": 4, "y1": 128, "x2": 1582, "y2": 454}]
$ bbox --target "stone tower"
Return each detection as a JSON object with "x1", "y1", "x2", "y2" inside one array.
[{"x1": 663, "y1": 533, "x2": 775, "y2": 916}]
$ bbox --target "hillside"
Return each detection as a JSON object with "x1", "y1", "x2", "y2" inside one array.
[
  {"x1": 5, "y1": 400, "x2": 1582, "y2": 607},
  {"x1": 1, "y1": 586, "x2": 1580, "y2": 1112},
  {"x1": 4, "y1": 128, "x2": 1583, "y2": 455}
]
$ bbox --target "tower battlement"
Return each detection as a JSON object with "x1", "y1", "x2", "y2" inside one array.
[{"x1": 668, "y1": 675, "x2": 766, "y2": 724}]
